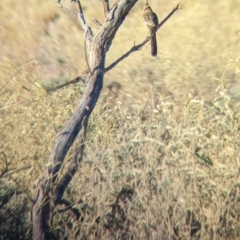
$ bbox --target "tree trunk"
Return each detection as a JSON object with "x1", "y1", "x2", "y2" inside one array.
[{"x1": 32, "y1": 1, "x2": 139, "y2": 239}]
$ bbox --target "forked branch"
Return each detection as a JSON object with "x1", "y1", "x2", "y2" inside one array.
[{"x1": 100, "y1": 0, "x2": 110, "y2": 17}]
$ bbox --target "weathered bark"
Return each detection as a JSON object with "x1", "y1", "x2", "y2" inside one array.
[{"x1": 32, "y1": 0, "x2": 139, "y2": 239}]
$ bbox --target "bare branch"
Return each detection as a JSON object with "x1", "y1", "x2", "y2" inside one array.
[
  {"x1": 105, "y1": 38, "x2": 149, "y2": 72},
  {"x1": 76, "y1": 0, "x2": 84, "y2": 22},
  {"x1": 84, "y1": 37, "x2": 92, "y2": 74},
  {"x1": 157, "y1": 3, "x2": 181, "y2": 31},
  {"x1": 58, "y1": 0, "x2": 93, "y2": 41},
  {"x1": 100, "y1": 0, "x2": 110, "y2": 17},
  {"x1": 76, "y1": 1, "x2": 93, "y2": 72},
  {"x1": 91, "y1": 15, "x2": 102, "y2": 29},
  {"x1": 54, "y1": 70, "x2": 88, "y2": 90},
  {"x1": 105, "y1": 3, "x2": 180, "y2": 72},
  {"x1": 77, "y1": 1, "x2": 93, "y2": 43},
  {"x1": 57, "y1": 2, "x2": 78, "y2": 17},
  {"x1": 1, "y1": 165, "x2": 32, "y2": 178}
]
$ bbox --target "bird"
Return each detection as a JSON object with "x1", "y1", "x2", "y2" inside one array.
[{"x1": 142, "y1": 1, "x2": 159, "y2": 57}]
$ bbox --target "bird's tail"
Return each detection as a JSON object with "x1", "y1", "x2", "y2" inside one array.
[{"x1": 150, "y1": 28, "x2": 157, "y2": 57}]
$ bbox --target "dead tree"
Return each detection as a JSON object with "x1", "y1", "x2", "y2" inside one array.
[{"x1": 32, "y1": 0, "x2": 180, "y2": 239}]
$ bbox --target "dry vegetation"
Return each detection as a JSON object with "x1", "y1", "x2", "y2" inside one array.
[{"x1": 1, "y1": 0, "x2": 240, "y2": 239}]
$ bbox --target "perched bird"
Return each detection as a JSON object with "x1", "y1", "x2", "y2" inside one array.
[{"x1": 143, "y1": 1, "x2": 159, "y2": 56}]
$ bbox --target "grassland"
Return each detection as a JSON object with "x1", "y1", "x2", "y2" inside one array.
[{"x1": 1, "y1": 0, "x2": 240, "y2": 239}]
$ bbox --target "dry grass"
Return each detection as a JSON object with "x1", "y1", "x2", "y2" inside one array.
[{"x1": 1, "y1": 0, "x2": 240, "y2": 239}]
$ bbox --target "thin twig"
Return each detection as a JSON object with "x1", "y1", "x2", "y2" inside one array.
[
  {"x1": 0, "y1": 90, "x2": 9, "y2": 97},
  {"x1": 157, "y1": 3, "x2": 181, "y2": 31},
  {"x1": 105, "y1": 39, "x2": 149, "y2": 72},
  {"x1": 54, "y1": 70, "x2": 88, "y2": 90},
  {"x1": 57, "y1": 1, "x2": 77, "y2": 17},
  {"x1": 77, "y1": 1, "x2": 93, "y2": 43},
  {"x1": 91, "y1": 16, "x2": 102, "y2": 29},
  {"x1": 84, "y1": 36, "x2": 92, "y2": 75},
  {"x1": 100, "y1": 0, "x2": 110, "y2": 17},
  {"x1": 77, "y1": 0, "x2": 84, "y2": 19},
  {"x1": 2, "y1": 166, "x2": 32, "y2": 178},
  {"x1": 0, "y1": 61, "x2": 36, "y2": 92}
]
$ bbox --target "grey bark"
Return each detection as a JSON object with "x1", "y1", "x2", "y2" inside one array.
[{"x1": 32, "y1": 1, "x2": 138, "y2": 239}]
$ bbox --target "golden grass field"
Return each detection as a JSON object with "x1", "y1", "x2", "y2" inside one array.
[{"x1": 1, "y1": 0, "x2": 240, "y2": 239}]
